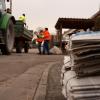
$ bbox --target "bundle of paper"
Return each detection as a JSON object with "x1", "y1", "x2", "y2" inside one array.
[
  {"x1": 70, "y1": 31, "x2": 100, "y2": 77},
  {"x1": 65, "y1": 71, "x2": 100, "y2": 100}
]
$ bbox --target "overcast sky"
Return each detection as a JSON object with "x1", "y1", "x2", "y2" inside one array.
[{"x1": 12, "y1": 0, "x2": 100, "y2": 33}]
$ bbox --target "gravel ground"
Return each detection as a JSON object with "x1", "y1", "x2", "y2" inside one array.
[{"x1": 46, "y1": 62, "x2": 66, "y2": 100}]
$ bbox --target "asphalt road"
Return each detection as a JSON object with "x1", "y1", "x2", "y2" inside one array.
[{"x1": 0, "y1": 49, "x2": 64, "y2": 100}]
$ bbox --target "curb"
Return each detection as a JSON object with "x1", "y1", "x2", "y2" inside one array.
[{"x1": 33, "y1": 62, "x2": 55, "y2": 100}]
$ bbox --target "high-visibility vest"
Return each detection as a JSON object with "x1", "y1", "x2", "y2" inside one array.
[
  {"x1": 36, "y1": 38, "x2": 43, "y2": 42},
  {"x1": 19, "y1": 15, "x2": 26, "y2": 23},
  {"x1": 36, "y1": 34, "x2": 44, "y2": 42},
  {"x1": 43, "y1": 30, "x2": 51, "y2": 40}
]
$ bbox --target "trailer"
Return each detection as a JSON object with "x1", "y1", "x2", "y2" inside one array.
[{"x1": 14, "y1": 20, "x2": 33, "y2": 53}]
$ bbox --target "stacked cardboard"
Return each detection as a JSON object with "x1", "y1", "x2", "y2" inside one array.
[
  {"x1": 65, "y1": 71, "x2": 100, "y2": 100},
  {"x1": 70, "y1": 31, "x2": 100, "y2": 77},
  {"x1": 61, "y1": 31, "x2": 100, "y2": 99},
  {"x1": 61, "y1": 56, "x2": 100, "y2": 99}
]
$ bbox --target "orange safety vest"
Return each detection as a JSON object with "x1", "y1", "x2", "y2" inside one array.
[
  {"x1": 36, "y1": 34, "x2": 44, "y2": 42},
  {"x1": 43, "y1": 30, "x2": 51, "y2": 40},
  {"x1": 36, "y1": 38, "x2": 43, "y2": 42}
]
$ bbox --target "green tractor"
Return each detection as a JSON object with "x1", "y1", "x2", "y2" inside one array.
[{"x1": 0, "y1": 0, "x2": 15, "y2": 55}]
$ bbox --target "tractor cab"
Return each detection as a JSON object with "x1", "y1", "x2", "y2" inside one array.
[
  {"x1": 0, "y1": 0, "x2": 6, "y2": 14},
  {"x1": 0, "y1": 0, "x2": 11, "y2": 14}
]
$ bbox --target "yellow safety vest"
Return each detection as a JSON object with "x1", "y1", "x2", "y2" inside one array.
[{"x1": 19, "y1": 15, "x2": 26, "y2": 23}]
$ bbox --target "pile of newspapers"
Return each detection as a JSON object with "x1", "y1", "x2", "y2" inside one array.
[{"x1": 70, "y1": 31, "x2": 100, "y2": 77}]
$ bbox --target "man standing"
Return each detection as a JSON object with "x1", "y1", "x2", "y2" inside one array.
[
  {"x1": 43, "y1": 28, "x2": 51, "y2": 55},
  {"x1": 19, "y1": 14, "x2": 26, "y2": 25}
]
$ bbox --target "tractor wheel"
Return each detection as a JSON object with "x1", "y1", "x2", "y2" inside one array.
[
  {"x1": 24, "y1": 47, "x2": 28, "y2": 53},
  {"x1": 16, "y1": 40, "x2": 23, "y2": 53},
  {"x1": 1, "y1": 20, "x2": 14, "y2": 55},
  {"x1": 24, "y1": 42, "x2": 29, "y2": 53}
]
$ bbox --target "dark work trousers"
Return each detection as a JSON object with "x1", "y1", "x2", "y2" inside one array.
[
  {"x1": 43, "y1": 40, "x2": 50, "y2": 54},
  {"x1": 38, "y1": 42, "x2": 42, "y2": 54}
]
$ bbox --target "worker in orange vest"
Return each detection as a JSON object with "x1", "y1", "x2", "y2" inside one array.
[
  {"x1": 36, "y1": 30, "x2": 44, "y2": 54},
  {"x1": 43, "y1": 28, "x2": 51, "y2": 55}
]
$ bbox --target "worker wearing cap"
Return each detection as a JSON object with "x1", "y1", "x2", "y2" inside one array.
[
  {"x1": 19, "y1": 14, "x2": 26, "y2": 25},
  {"x1": 43, "y1": 28, "x2": 51, "y2": 55}
]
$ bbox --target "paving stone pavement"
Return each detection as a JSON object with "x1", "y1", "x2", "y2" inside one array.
[{"x1": 46, "y1": 62, "x2": 66, "y2": 100}]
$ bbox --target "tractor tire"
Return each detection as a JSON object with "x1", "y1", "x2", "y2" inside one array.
[
  {"x1": 16, "y1": 40, "x2": 23, "y2": 53},
  {"x1": 24, "y1": 42, "x2": 29, "y2": 53},
  {"x1": 1, "y1": 20, "x2": 14, "y2": 55},
  {"x1": 24, "y1": 47, "x2": 28, "y2": 53}
]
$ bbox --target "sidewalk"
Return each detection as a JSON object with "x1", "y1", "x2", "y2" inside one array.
[
  {"x1": 45, "y1": 62, "x2": 66, "y2": 100},
  {"x1": 33, "y1": 61, "x2": 66, "y2": 100}
]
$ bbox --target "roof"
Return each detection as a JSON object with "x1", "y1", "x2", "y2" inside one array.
[
  {"x1": 91, "y1": 10, "x2": 100, "y2": 19},
  {"x1": 63, "y1": 29, "x2": 79, "y2": 36},
  {"x1": 55, "y1": 18, "x2": 94, "y2": 30}
]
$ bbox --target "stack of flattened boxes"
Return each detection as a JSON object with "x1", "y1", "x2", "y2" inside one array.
[{"x1": 70, "y1": 31, "x2": 100, "y2": 77}]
